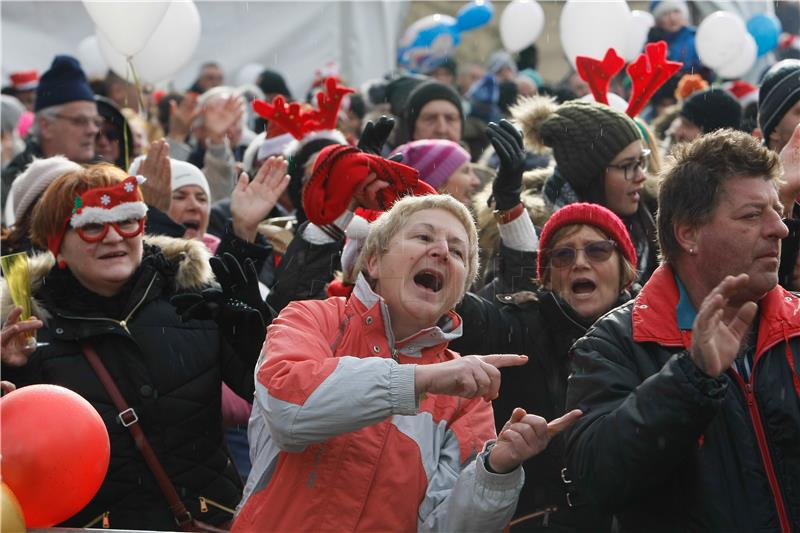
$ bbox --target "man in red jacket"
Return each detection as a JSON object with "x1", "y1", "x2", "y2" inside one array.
[{"x1": 564, "y1": 129, "x2": 800, "y2": 532}]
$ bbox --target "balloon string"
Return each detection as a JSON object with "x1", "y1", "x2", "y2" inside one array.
[{"x1": 123, "y1": 56, "x2": 146, "y2": 171}]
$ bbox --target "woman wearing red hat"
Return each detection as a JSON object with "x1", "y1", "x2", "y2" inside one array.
[{"x1": 1, "y1": 164, "x2": 268, "y2": 530}]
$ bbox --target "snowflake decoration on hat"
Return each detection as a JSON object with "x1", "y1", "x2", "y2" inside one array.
[
  {"x1": 124, "y1": 182, "x2": 134, "y2": 193},
  {"x1": 100, "y1": 194, "x2": 111, "y2": 206}
]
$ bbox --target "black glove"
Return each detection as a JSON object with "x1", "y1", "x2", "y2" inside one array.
[
  {"x1": 171, "y1": 286, "x2": 265, "y2": 346},
  {"x1": 487, "y1": 119, "x2": 526, "y2": 211},
  {"x1": 357, "y1": 116, "x2": 395, "y2": 155},
  {"x1": 171, "y1": 253, "x2": 274, "y2": 330}
]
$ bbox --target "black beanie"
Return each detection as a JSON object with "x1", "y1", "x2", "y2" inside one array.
[
  {"x1": 257, "y1": 69, "x2": 293, "y2": 100},
  {"x1": 680, "y1": 88, "x2": 742, "y2": 133},
  {"x1": 35, "y1": 55, "x2": 95, "y2": 112},
  {"x1": 404, "y1": 81, "x2": 464, "y2": 141},
  {"x1": 384, "y1": 74, "x2": 427, "y2": 116},
  {"x1": 758, "y1": 59, "x2": 800, "y2": 142},
  {"x1": 538, "y1": 100, "x2": 641, "y2": 196}
]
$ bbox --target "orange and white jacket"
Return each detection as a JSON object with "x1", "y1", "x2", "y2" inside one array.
[{"x1": 233, "y1": 275, "x2": 523, "y2": 532}]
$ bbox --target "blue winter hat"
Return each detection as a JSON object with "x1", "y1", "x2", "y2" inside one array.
[{"x1": 35, "y1": 55, "x2": 95, "y2": 112}]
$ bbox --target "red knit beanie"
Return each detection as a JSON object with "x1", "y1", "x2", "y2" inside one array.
[{"x1": 537, "y1": 202, "x2": 637, "y2": 279}]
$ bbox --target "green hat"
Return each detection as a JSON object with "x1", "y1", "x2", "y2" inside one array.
[{"x1": 513, "y1": 97, "x2": 641, "y2": 197}]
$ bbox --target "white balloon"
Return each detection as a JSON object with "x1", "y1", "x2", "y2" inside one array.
[
  {"x1": 237, "y1": 63, "x2": 265, "y2": 87},
  {"x1": 696, "y1": 11, "x2": 747, "y2": 69},
  {"x1": 76, "y1": 35, "x2": 107, "y2": 79},
  {"x1": 82, "y1": 1, "x2": 171, "y2": 56},
  {"x1": 581, "y1": 92, "x2": 628, "y2": 113},
  {"x1": 715, "y1": 34, "x2": 757, "y2": 79},
  {"x1": 500, "y1": 0, "x2": 545, "y2": 53},
  {"x1": 98, "y1": 0, "x2": 201, "y2": 84},
  {"x1": 622, "y1": 10, "x2": 655, "y2": 62},
  {"x1": 560, "y1": 0, "x2": 632, "y2": 69}
]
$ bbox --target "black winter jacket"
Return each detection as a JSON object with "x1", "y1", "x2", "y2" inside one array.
[
  {"x1": 1, "y1": 236, "x2": 260, "y2": 530},
  {"x1": 452, "y1": 289, "x2": 631, "y2": 531},
  {"x1": 564, "y1": 265, "x2": 800, "y2": 532}
]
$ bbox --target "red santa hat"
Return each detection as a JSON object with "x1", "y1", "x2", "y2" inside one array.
[
  {"x1": 723, "y1": 80, "x2": 759, "y2": 109},
  {"x1": 10, "y1": 70, "x2": 39, "y2": 91},
  {"x1": 47, "y1": 176, "x2": 148, "y2": 258}
]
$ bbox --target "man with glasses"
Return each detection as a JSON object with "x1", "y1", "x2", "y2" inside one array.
[
  {"x1": 2, "y1": 55, "x2": 99, "y2": 216},
  {"x1": 563, "y1": 129, "x2": 800, "y2": 532}
]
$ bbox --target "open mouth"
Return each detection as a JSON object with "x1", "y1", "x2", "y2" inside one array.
[
  {"x1": 182, "y1": 220, "x2": 200, "y2": 231},
  {"x1": 99, "y1": 251, "x2": 127, "y2": 259},
  {"x1": 414, "y1": 269, "x2": 444, "y2": 293},
  {"x1": 571, "y1": 279, "x2": 597, "y2": 294}
]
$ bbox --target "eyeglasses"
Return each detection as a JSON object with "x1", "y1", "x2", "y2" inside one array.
[
  {"x1": 606, "y1": 149, "x2": 651, "y2": 181},
  {"x1": 96, "y1": 128, "x2": 121, "y2": 142},
  {"x1": 73, "y1": 218, "x2": 144, "y2": 243},
  {"x1": 548, "y1": 240, "x2": 617, "y2": 269},
  {"x1": 55, "y1": 114, "x2": 104, "y2": 129}
]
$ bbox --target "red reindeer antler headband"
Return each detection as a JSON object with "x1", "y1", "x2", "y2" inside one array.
[
  {"x1": 575, "y1": 41, "x2": 683, "y2": 118},
  {"x1": 251, "y1": 77, "x2": 355, "y2": 141}
]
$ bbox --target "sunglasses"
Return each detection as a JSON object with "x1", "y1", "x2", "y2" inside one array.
[
  {"x1": 96, "y1": 128, "x2": 121, "y2": 142},
  {"x1": 606, "y1": 149, "x2": 651, "y2": 181},
  {"x1": 74, "y1": 218, "x2": 145, "y2": 243},
  {"x1": 548, "y1": 240, "x2": 617, "y2": 269}
]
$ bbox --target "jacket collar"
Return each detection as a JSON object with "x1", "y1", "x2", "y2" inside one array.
[
  {"x1": 632, "y1": 264, "x2": 800, "y2": 351},
  {"x1": 350, "y1": 273, "x2": 462, "y2": 358}
]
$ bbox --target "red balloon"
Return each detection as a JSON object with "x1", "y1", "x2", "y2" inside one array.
[{"x1": 1, "y1": 384, "x2": 110, "y2": 527}]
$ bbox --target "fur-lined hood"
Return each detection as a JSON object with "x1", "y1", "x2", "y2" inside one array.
[{"x1": 1, "y1": 235, "x2": 213, "y2": 324}]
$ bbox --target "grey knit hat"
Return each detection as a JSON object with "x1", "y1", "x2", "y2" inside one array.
[
  {"x1": 9, "y1": 156, "x2": 82, "y2": 223},
  {"x1": 512, "y1": 96, "x2": 641, "y2": 196},
  {"x1": 758, "y1": 59, "x2": 800, "y2": 143}
]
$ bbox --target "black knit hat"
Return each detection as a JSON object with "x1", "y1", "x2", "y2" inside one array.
[
  {"x1": 535, "y1": 100, "x2": 641, "y2": 196},
  {"x1": 680, "y1": 88, "x2": 742, "y2": 133},
  {"x1": 758, "y1": 59, "x2": 800, "y2": 142},
  {"x1": 35, "y1": 55, "x2": 94, "y2": 112},
  {"x1": 256, "y1": 69, "x2": 292, "y2": 100},
  {"x1": 404, "y1": 80, "x2": 464, "y2": 141}
]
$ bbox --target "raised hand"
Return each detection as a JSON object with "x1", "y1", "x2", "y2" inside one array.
[
  {"x1": 231, "y1": 156, "x2": 290, "y2": 242},
  {"x1": 1, "y1": 306, "x2": 43, "y2": 367},
  {"x1": 414, "y1": 354, "x2": 528, "y2": 402},
  {"x1": 488, "y1": 407, "x2": 582, "y2": 474},
  {"x1": 168, "y1": 92, "x2": 200, "y2": 143},
  {"x1": 487, "y1": 120, "x2": 526, "y2": 211},
  {"x1": 690, "y1": 274, "x2": 758, "y2": 377},
  {"x1": 357, "y1": 116, "x2": 395, "y2": 155},
  {"x1": 778, "y1": 122, "x2": 800, "y2": 218},
  {"x1": 349, "y1": 171, "x2": 391, "y2": 211},
  {"x1": 138, "y1": 138, "x2": 172, "y2": 212},
  {"x1": 204, "y1": 95, "x2": 244, "y2": 145}
]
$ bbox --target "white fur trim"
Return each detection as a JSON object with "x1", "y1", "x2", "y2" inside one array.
[
  {"x1": 345, "y1": 215, "x2": 370, "y2": 240},
  {"x1": 283, "y1": 129, "x2": 348, "y2": 157},
  {"x1": 70, "y1": 202, "x2": 148, "y2": 227}
]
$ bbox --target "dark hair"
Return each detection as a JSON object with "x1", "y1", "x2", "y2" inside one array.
[{"x1": 657, "y1": 129, "x2": 782, "y2": 264}]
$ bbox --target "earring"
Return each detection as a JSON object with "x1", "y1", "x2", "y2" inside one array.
[
  {"x1": 688, "y1": 248, "x2": 695, "y2": 255},
  {"x1": 57, "y1": 260, "x2": 67, "y2": 269}
]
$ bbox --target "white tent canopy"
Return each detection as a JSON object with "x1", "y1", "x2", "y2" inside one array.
[{"x1": 1, "y1": 1, "x2": 410, "y2": 98}]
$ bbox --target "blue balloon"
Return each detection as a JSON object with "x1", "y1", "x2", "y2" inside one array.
[
  {"x1": 747, "y1": 13, "x2": 782, "y2": 57},
  {"x1": 456, "y1": 1, "x2": 494, "y2": 32}
]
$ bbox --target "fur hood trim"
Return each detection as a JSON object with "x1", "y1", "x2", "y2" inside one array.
[
  {"x1": 510, "y1": 95, "x2": 559, "y2": 151},
  {"x1": 1, "y1": 235, "x2": 213, "y2": 324}
]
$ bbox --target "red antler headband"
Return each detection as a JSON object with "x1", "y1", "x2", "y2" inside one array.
[
  {"x1": 251, "y1": 77, "x2": 355, "y2": 141},
  {"x1": 575, "y1": 41, "x2": 683, "y2": 118}
]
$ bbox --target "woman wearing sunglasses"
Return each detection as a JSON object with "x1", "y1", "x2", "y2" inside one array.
[
  {"x1": 512, "y1": 96, "x2": 658, "y2": 283},
  {"x1": 0, "y1": 164, "x2": 266, "y2": 530},
  {"x1": 451, "y1": 202, "x2": 638, "y2": 531}
]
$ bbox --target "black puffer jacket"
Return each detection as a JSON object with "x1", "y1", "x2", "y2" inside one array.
[
  {"x1": 1, "y1": 236, "x2": 260, "y2": 530},
  {"x1": 452, "y1": 288, "x2": 631, "y2": 531},
  {"x1": 564, "y1": 265, "x2": 800, "y2": 532}
]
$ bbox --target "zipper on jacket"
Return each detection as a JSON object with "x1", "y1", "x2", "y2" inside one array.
[
  {"x1": 731, "y1": 371, "x2": 791, "y2": 532},
  {"x1": 56, "y1": 274, "x2": 158, "y2": 335},
  {"x1": 83, "y1": 510, "x2": 110, "y2": 529},
  {"x1": 198, "y1": 496, "x2": 236, "y2": 515}
]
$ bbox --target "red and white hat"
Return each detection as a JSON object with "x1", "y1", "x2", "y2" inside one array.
[
  {"x1": 9, "y1": 70, "x2": 38, "y2": 91},
  {"x1": 47, "y1": 176, "x2": 148, "y2": 257},
  {"x1": 723, "y1": 80, "x2": 759, "y2": 109}
]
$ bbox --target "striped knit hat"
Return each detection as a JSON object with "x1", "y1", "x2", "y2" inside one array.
[{"x1": 390, "y1": 139, "x2": 470, "y2": 190}]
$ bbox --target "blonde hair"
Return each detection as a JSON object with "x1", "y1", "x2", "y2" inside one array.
[{"x1": 353, "y1": 194, "x2": 479, "y2": 294}]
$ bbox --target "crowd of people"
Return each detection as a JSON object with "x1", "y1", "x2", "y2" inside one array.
[{"x1": 1, "y1": 1, "x2": 800, "y2": 531}]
